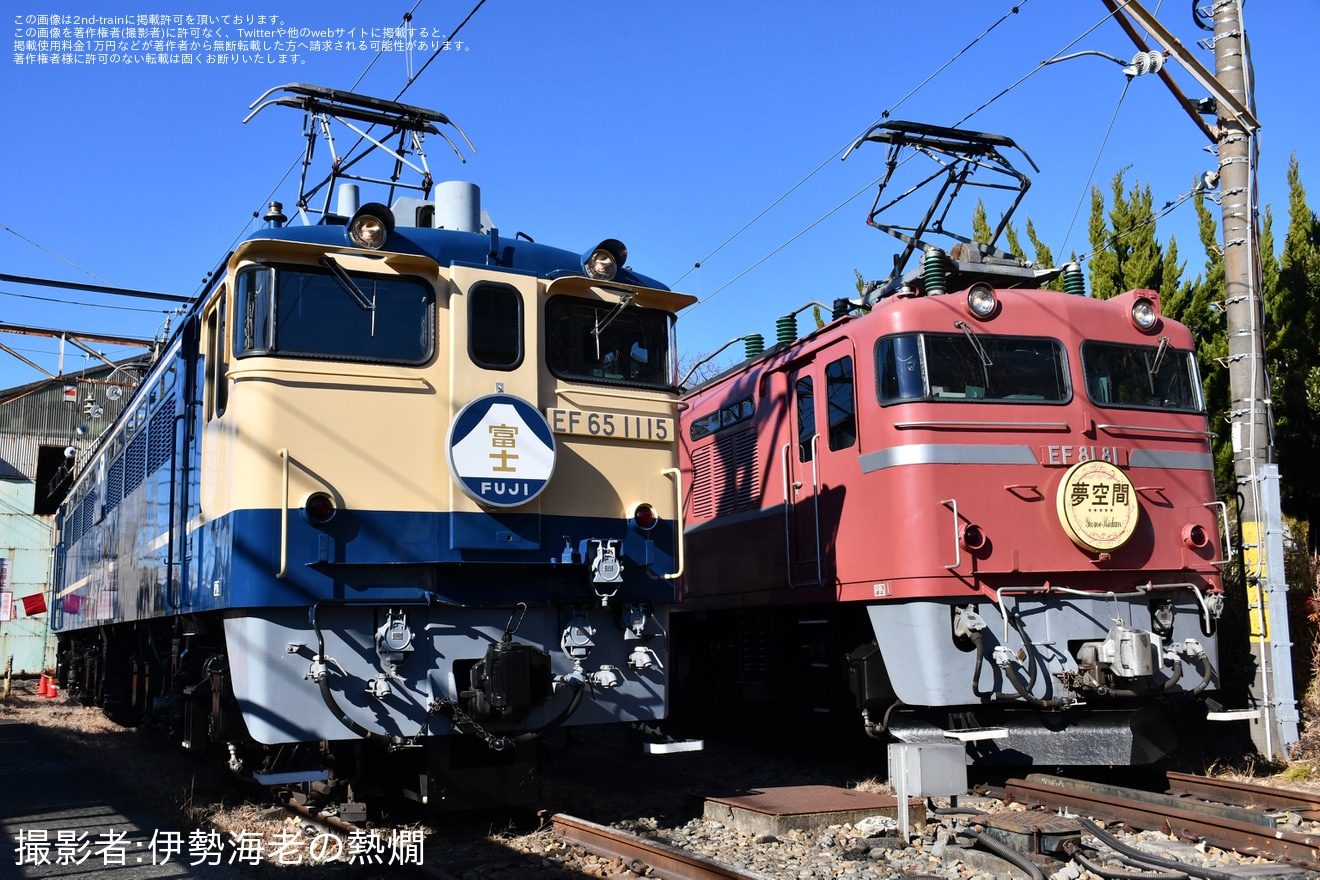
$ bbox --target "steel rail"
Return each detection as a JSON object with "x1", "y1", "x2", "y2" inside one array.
[
  {"x1": 273, "y1": 789, "x2": 363, "y2": 836},
  {"x1": 1166, "y1": 771, "x2": 1320, "y2": 821},
  {"x1": 1002, "y1": 776, "x2": 1320, "y2": 869},
  {"x1": 551, "y1": 813, "x2": 779, "y2": 880},
  {"x1": 1022, "y1": 774, "x2": 1274, "y2": 828}
]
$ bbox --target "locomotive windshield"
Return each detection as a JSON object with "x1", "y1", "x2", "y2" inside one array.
[
  {"x1": 1081, "y1": 340, "x2": 1203, "y2": 412},
  {"x1": 233, "y1": 264, "x2": 433, "y2": 364},
  {"x1": 546, "y1": 296, "x2": 676, "y2": 390},
  {"x1": 877, "y1": 333, "x2": 1069, "y2": 404}
]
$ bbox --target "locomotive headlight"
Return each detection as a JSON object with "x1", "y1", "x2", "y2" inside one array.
[
  {"x1": 966, "y1": 283, "x2": 998, "y2": 319},
  {"x1": 347, "y1": 203, "x2": 395, "y2": 250},
  {"x1": 1130, "y1": 296, "x2": 1159, "y2": 331},
  {"x1": 583, "y1": 239, "x2": 627, "y2": 281},
  {"x1": 585, "y1": 249, "x2": 618, "y2": 280},
  {"x1": 300, "y1": 491, "x2": 338, "y2": 525},
  {"x1": 629, "y1": 501, "x2": 658, "y2": 531}
]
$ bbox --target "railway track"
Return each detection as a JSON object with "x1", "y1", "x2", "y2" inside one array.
[
  {"x1": 12, "y1": 683, "x2": 1318, "y2": 879},
  {"x1": 1167, "y1": 771, "x2": 1320, "y2": 820},
  {"x1": 550, "y1": 813, "x2": 780, "y2": 880},
  {"x1": 282, "y1": 771, "x2": 1320, "y2": 877},
  {"x1": 992, "y1": 772, "x2": 1320, "y2": 870}
]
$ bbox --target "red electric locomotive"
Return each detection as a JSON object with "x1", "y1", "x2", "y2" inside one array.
[{"x1": 674, "y1": 123, "x2": 1226, "y2": 764}]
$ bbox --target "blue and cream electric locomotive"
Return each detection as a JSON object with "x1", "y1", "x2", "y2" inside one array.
[{"x1": 52, "y1": 84, "x2": 695, "y2": 809}]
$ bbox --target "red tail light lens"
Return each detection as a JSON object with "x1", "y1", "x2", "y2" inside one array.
[
  {"x1": 630, "y1": 502, "x2": 657, "y2": 531},
  {"x1": 303, "y1": 491, "x2": 337, "y2": 525}
]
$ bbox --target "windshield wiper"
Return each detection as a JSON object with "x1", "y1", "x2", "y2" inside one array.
[
  {"x1": 954, "y1": 320, "x2": 993, "y2": 367},
  {"x1": 319, "y1": 255, "x2": 377, "y2": 337},
  {"x1": 592, "y1": 290, "x2": 636, "y2": 360},
  {"x1": 319, "y1": 256, "x2": 376, "y2": 312},
  {"x1": 1150, "y1": 335, "x2": 1170, "y2": 377},
  {"x1": 954, "y1": 320, "x2": 992, "y2": 393}
]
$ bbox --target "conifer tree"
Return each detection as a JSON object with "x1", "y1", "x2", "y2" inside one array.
[
  {"x1": 1087, "y1": 170, "x2": 1165, "y2": 298},
  {"x1": 1179, "y1": 194, "x2": 1233, "y2": 490},
  {"x1": 972, "y1": 201, "x2": 992, "y2": 245},
  {"x1": 1025, "y1": 220, "x2": 1066, "y2": 292},
  {"x1": 971, "y1": 200, "x2": 1058, "y2": 287},
  {"x1": 1269, "y1": 156, "x2": 1320, "y2": 548},
  {"x1": 1026, "y1": 220, "x2": 1054, "y2": 270},
  {"x1": 1045, "y1": 162, "x2": 1317, "y2": 547}
]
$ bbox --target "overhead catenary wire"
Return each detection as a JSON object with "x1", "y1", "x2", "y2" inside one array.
[
  {"x1": 683, "y1": 175, "x2": 888, "y2": 314},
  {"x1": 940, "y1": 2, "x2": 1179, "y2": 268},
  {"x1": 0, "y1": 289, "x2": 176, "y2": 316},
  {"x1": 1071, "y1": 184, "x2": 1204, "y2": 268},
  {"x1": 319, "y1": 0, "x2": 489, "y2": 178},
  {"x1": 0, "y1": 223, "x2": 111, "y2": 285},
  {"x1": 684, "y1": 2, "x2": 1153, "y2": 313},
  {"x1": 3, "y1": 1, "x2": 461, "y2": 381},
  {"x1": 1056, "y1": 0, "x2": 1168, "y2": 255},
  {"x1": 948, "y1": 4, "x2": 1119, "y2": 130},
  {"x1": 393, "y1": 0, "x2": 488, "y2": 102},
  {"x1": 671, "y1": 0, "x2": 1032, "y2": 290},
  {"x1": 1059, "y1": 78, "x2": 1134, "y2": 255}
]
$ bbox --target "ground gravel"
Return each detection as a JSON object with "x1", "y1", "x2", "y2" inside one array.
[{"x1": 4, "y1": 676, "x2": 1319, "y2": 879}]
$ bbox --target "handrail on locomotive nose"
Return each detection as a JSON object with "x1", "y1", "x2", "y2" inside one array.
[
  {"x1": 941, "y1": 498, "x2": 963, "y2": 573},
  {"x1": 661, "y1": 468, "x2": 685, "y2": 581},
  {"x1": 277, "y1": 448, "x2": 290, "y2": 579}
]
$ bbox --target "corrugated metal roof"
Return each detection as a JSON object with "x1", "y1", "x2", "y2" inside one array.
[{"x1": 0, "y1": 362, "x2": 143, "y2": 480}]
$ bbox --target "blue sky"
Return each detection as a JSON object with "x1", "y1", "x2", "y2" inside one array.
[{"x1": 2, "y1": 0, "x2": 1315, "y2": 391}]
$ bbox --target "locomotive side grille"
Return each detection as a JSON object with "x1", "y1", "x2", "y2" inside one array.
[
  {"x1": 65, "y1": 497, "x2": 82, "y2": 546},
  {"x1": 67, "y1": 489, "x2": 98, "y2": 546},
  {"x1": 147, "y1": 403, "x2": 176, "y2": 475},
  {"x1": 77, "y1": 494, "x2": 90, "y2": 542},
  {"x1": 105, "y1": 458, "x2": 124, "y2": 514},
  {"x1": 691, "y1": 446, "x2": 713, "y2": 519},
  {"x1": 691, "y1": 427, "x2": 760, "y2": 519},
  {"x1": 124, "y1": 432, "x2": 148, "y2": 496}
]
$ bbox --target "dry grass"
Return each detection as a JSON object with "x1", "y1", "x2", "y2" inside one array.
[
  {"x1": 0, "y1": 677, "x2": 300, "y2": 843},
  {"x1": 849, "y1": 776, "x2": 893, "y2": 794},
  {"x1": 1287, "y1": 518, "x2": 1320, "y2": 775}
]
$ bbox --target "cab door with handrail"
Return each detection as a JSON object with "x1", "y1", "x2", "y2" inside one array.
[{"x1": 781, "y1": 339, "x2": 858, "y2": 589}]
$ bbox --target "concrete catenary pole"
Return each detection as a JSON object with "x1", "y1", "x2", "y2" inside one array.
[
  {"x1": 1101, "y1": 0, "x2": 1298, "y2": 758},
  {"x1": 1212, "y1": 0, "x2": 1298, "y2": 760}
]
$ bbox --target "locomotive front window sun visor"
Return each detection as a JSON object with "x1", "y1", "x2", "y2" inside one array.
[
  {"x1": 546, "y1": 296, "x2": 676, "y2": 390},
  {"x1": 1081, "y1": 340, "x2": 1204, "y2": 412},
  {"x1": 234, "y1": 264, "x2": 433, "y2": 364},
  {"x1": 876, "y1": 333, "x2": 1069, "y2": 405}
]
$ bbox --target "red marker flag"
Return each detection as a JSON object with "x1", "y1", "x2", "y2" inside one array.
[{"x1": 21, "y1": 593, "x2": 47, "y2": 616}]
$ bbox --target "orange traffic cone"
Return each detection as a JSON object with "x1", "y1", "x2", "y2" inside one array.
[
  {"x1": 45, "y1": 683, "x2": 58, "y2": 699},
  {"x1": 36, "y1": 674, "x2": 49, "y2": 696}
]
